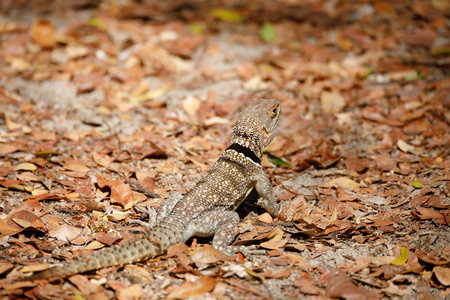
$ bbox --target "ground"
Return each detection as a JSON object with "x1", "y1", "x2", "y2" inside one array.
[{"x1": 0, "y1": 1, "x2": 449, "y2": 299}]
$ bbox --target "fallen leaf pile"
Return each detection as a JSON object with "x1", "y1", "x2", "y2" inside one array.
[{"x1": 0, "y1": 0, "x2": 449, "y2": 299}]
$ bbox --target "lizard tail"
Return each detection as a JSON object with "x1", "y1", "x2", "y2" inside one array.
[{"x1": 28, "y1": 224, "x2": 183, "y2": 280}]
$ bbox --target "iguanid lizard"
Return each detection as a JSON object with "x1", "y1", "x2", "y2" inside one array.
[{"x1": 24, "y1": 98, "x2": 281, "y2": 280}]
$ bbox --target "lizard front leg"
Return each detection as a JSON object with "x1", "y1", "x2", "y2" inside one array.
[
  {"x1": 255, "y1": 172, "x2": 279, "y2": 217},
  {"x1": 132, "y1": 192, "x2": 183, "y2": 228}
]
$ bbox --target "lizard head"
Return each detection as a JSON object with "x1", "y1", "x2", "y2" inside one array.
[{"x1": 232, "y1": 98, "x2": 281, "y2": 157}]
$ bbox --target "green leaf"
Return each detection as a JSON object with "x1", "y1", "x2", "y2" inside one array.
[
  {"x1": 412, "y1": 178, "x2": 423, "y2": 189},
  {"x1": 260, "y1": 22, "x2": 276, "y2": 43},
  {"x1": 88, "y1": 17, "x2": 101, "y2": 28},
  {"x1": 264, "y1": 152, "x2": 292, "y2": 167},
  {"x1": 362, "y1": 66, "x2": 374, "y2": 79},
  {"x1": 212, "y1": 9, "x2": 242, "y2": 23},
  {"x1": 34, "y1": 150, "x2": 60, "y2": 157},
  {"x1": 189, "y1": 23, "x2": 204, "y2": 34},
  {"x1": 74, "y1": 293, "x2": 87, "y2": 300},
  {"x1": 390, "y1": 248, "x2": 409, "y2": 266},
  {"x1": 405, "y1": 70, "x2": 424, "y2": 81}
]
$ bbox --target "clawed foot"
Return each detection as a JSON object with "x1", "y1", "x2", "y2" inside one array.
[
  {"x1": 224, "y1": 245, "x2": 267, "y2": 257},
  {"x1": 129, "y1": 203, "x2": 157, "y2": 228}
]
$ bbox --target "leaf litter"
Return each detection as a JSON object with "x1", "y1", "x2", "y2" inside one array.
[{"x1": 0, "y1": 0, "x2": 449, "y2": 299}]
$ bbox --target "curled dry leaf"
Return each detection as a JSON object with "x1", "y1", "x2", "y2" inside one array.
[
  {"x1": 257, "y1": 212, "x2": 273, "y2": 224},
  {"x1": 321, "y1": 91, "x2": 346, "y2": 115},
  {"x1": 0, "y1": 262, "x2": 14, "y2": 276},
  {"x1": 191, "y1": 245, "x2": 233, "y2": 268},
  {"x1": 116, "y1": 283, "x2": 143, "y2": 300},
  {"x1": 63, "y1": 161, "x2": 91, "y2": 173},
  {"x1": 0, "y1": 143, "x2": 19, "y2": 155},
  {"x1": 168, "y1": 277, "x2": 217, "y2": 299},
  {"x1": 433, "y1": 266, "x2": 450, "y2": 286},
  {"x1": 324, "y1": 177, "x2": 360, "y2": 191},
  {"x1": 16, "y1": 172, "x2": 42, "y2": 182},
  {"x1": 48, "y1": 223, "x2": 83, "y2": 242},
  {"x1": 30, "y1": 19, "x2": 55, "y2": 47},
  {"x1": 14, "y1": 162, "x2": 38, "y2": 171},
  {"x1": 260, "y1": 234, "x2": 287, "y2": 250},
  {"x1": 10, "y1": 210, "x2": 44, "y2": 229},
  {"x1": 20, "y1": 263, "x2": 50, "y2": 273},
  {"x1": 110, "y1": 183, "x2": 138, "y2": 210},
  {"x1": 325, "y1": 270, "x2": 381, "y2": 300},
  {"x1": 92, "y1": 152, "x2": 113, "y2": 167},
  {"x1": 68, "y1": 274, "x2": 104, "y2": 296}
]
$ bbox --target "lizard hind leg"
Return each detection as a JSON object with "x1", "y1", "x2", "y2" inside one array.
[{"x1": 185, "y1": 210, "x2": 242, "y2": 256}]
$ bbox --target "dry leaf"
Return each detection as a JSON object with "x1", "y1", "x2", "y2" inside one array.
[
  {"x1": 433, "y1": 266, "x2": 450, "y2": 286},
  {"x1": 92, "y1": 152, "x2": 113, "y2": 167},
  {"x1": 325, "y1": 270, "x2": 381, "y2": 299},
  {"x1": 257, "y1": 212, "x2": 273, "y2": 224},
  {"x1": 69, "y1": 274, "x2": 103, "y2": 295},
  {"x1": 191, "y1": 245, "x2": 233, "y2": 268},
  {"x1": 48, "y1": 223, "x2": 83, "y2": 242},
  {"x1": 10, "y1": 210, "x2": 44, "y2": 229},
  {"x1": 16, "y1": 172, "x2": 42, "y2": 182},
  {"x1": 168, "y1": 277, "x2": 217, "y2": 299},
  {"x1": 110, "y1": 183, "x2": 138, "y2": 209},
  {"x1": 321, "y1": 91, "x2": 346, "y2": 114},
  {"x1": 0, "y1": 144, "x2": 19, "y2": 155},
  {"x1": 20, "y1": 263, "x2": 50, "y2": 273},
  {"x1": 183, "y1": 96, "x2": 201, "y2": 117},
  {"x1": 0, "y1": 263, "x2": 14, "y2": 276},
  {"x1": 14, "y1": 162, "x2": 38, "y2": 171},
  {"x1": 325, "y1": 177, "x2": 360, "y2": 191},
  {"x1": 64, "y1": 161, "x2": 91, "y2": 173},
  {"x1": 30, "y1": 19, "x2": 55, "y2": 47},
  {"x1": 116, "y1": 283, "x2": 143, "y2": 300}
]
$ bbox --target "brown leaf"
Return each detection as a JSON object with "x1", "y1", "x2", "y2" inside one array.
[
  {"x1": 257, "y1": 212, "x2": 273, "y2": 224},
  {"x1": 434, "y1": 266, "x2": 450, "y2": 286},
  {"x1": 20, "y1": 263, "x2": 50, "y2": 273},
  {"x1": 294, "y1": 278, "x2": 322, "y2": 295},
  {"x1": 92, "y1": 152, "x2": 113, "y2": 167},
  {"x1": 373, "y1": 154, "x2": 396, "y2": 171},
  {"x1": 168, "y1": 277, "x2": 217, "y2": 299},
  {"x1": 95, "y1": 231, "x2": 122, "y2": 246},
  {"x1": 325, "y1": 270, "x2": 381, "y2": 300},
  {"x1": 324, "y1": 177, "x2": 360, "y2": 191},
  {"x1": 0, "y1": 218, "x2": 23, "y2": 236},
  {"x1": 265, "y1": 268, "x2": 291, "y2": 279},
  {"x1": 260, "y1": 234, "x2": 287, "y2": 250},
  {"x1": 345, "y1": 155, "x2": 370, "y2": 172},
  {"x1": 191, "y1": 245, "x2": 233, "y2": 268},
  {"x1": 110, "y1": 183, "x2": 137, "y2": 209},
  {"x1": 321, "y1": 91, "x2": 346, "y2": 114},
  {"x1": 0, "y1": 262, "x2": 14, "y2": 276},
  {"x1": 48, "y1": 223, "x2": 83, "y2": 242},
  {"x1": 69, "y1": 274, "x2": 103, "y2": 295},
  {"x1": 14, "y1": 162, "x2": 38, "y2": 171},
  {"x1": 116, "y1": 283, "x2": 143, "y2": 300},
  {"x1": 63, "y1": 161, "x2": 91, "y2": 173},
  {"x1": 16, "y1": 172, "x2": 42, "y2": 182},
  {"x1": 30, "y1": 19, "x2": 55, "y2": 48},
  {"x1": 0, "y1": 143, "x2": 19, "y2": 155},
  {"x1": 411, "y1": 207, "x2": 444, "y2": 222},
  {"x1": 10, "y1": 210, "x2": 44, "y2": 229}
]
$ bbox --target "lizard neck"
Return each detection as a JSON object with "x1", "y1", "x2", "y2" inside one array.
[
  {"x1": 227, "y1": 138, "x2": 262, "y2": 164},
  {"x1": 226, "y1": 142, "x2": 261, "y2": 164}
]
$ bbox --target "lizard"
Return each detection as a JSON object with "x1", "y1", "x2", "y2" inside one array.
[{"x1": 22, "y1": 97, "x2": 281, "y2": 280}]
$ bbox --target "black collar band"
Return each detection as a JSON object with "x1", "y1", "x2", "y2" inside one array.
[{"x1": 226, "y1": 143, "x2": 261, "y2": 164}]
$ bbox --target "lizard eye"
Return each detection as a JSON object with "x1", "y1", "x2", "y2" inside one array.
[{"x1": 268, "y1": 105, "x2": 279, "y2": 118}]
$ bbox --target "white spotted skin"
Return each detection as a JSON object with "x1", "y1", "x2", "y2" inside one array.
[{"x1": 28, "y1": 98, "x2": 281, "y2": 280}]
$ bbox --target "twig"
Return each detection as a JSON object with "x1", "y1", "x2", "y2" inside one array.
[{"x1": 125, "y1": 179, "x2": 160, "y2": 198}]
